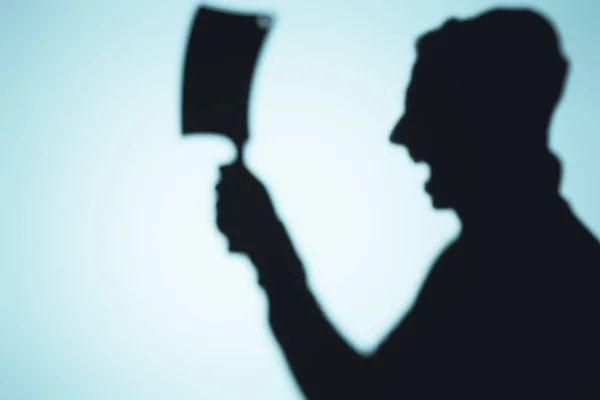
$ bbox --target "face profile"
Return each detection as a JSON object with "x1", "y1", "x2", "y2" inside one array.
[
  {"x1": 390, "y1": 10, "x2": 568, "y2": 215},
  {"x1": 390, "y1": 60, "x2": 476, "y2": 210}
]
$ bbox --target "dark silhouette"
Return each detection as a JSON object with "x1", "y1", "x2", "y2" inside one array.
[
  {"x1": 181, "y1": 5, "x2": 274, "y2": 165},
  {"x1": 215, "y1": 8, "x2": 600, "y2": 399}
]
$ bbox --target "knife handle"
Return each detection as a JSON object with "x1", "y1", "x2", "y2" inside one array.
[{"x1": 232, "y1": 139, "x2": 246, "y2": 166}]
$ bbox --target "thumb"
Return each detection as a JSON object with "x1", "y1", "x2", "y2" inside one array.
[{"x1": 219, "y1": 159, "x2": 247, "y2": 178}]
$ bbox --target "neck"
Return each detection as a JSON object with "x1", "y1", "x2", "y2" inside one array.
[
  {"x1": 458, "y1": 190, "x2": 566, "y2": 238},
  {"x1": 460, "y1": 147, "x2": 564, "y2": 235}
]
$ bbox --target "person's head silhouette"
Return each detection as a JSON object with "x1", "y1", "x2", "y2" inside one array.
[{"x1": 390, "y1": 9, "x2": 569, "y2": 221}]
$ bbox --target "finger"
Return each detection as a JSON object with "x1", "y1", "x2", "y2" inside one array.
[
  {"x1": 216, "y1": 212, "x2": 239, "y2": 238},
  {"x1": 215, "y1": 184, "x2": 242, "y2": 206},
  {"x1": 216, "y1": 195, "x2": 247, "y2": 222},
  {"x1": 217, "y1": 173, "x2": 254, "y2": 198},
  {"x1": 228, "y1": 240, "x2": 245, "y2": 254},
  {"x1": 219, "y1": 222, "x2": 246, "y2": 254},
  {"x1": 220, "y1": 162, "x2": 255, "y2": 184},
  {"x1": 215, "y1": 180, "x2": 232, "y2": 197},
  {"x1": 226, "y1": 229, "x2": 257, "y2": 255},
  {"x1": 215, "y1": 173, "x2": 239, "y2": 194},
  {"x1": 220, "y1": 161, "x2": 244, "y2": 176}
]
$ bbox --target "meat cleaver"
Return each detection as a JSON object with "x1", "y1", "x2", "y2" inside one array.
[{"x1": 181, "y1": 5, "x2": 274, "y2": 164}]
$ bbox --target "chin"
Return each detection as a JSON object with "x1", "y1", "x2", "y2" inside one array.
[
  {"x1": 431, "y1": 201, "x2": 451, "y2": 210},
  {"x1": 428, "y1": 193, "x2": 453, "y2": 210},
  {"x1": 426, "y1": 179, "x2": 454, "y2": 210}
]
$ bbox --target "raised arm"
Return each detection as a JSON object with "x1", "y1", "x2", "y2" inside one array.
[
  {"x1": 215, "y1": 163, "x2": 388, "y2": 399},
  {"x1": 248, "y1": 219, "x2": 387, "y2": 399},
  {"x1": 215, "y1": 161, "x2": 509, "y2": 398},
  {"x1": 249, "y1": 221, "x2": 462, "y2": 400}
]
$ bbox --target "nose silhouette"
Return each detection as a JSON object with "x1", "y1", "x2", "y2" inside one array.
[
  {"x1": 390, "y1": 116, "x2": 408, "y2": 145},
  {"x1": 391, "y1": 115, "x2": 426, "y2": 163}
]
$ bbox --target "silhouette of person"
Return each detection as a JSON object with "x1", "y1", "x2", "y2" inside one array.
[{"x1": 216, "y1": 8, "x2": 600, "y2": 399}]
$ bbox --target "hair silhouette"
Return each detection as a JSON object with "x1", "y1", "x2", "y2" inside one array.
[{"x1": 215, "y1": 7, "x2": 600, "y2": 399}]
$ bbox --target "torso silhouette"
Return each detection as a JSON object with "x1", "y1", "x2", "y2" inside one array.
[{"x1": 371, "y1": 198, "x2": 600, "y2": 398}]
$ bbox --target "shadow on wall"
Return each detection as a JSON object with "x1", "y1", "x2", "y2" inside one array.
[{"x1": 184, "y1": 6, "x2": 600, "y2": 399}]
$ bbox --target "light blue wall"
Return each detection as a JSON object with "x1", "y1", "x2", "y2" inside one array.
[{"x1": 1, "y1": 1, "x2": 599, "y2": 398}]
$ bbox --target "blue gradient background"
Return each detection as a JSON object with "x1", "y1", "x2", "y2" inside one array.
[{"x1": 1, "y1": 1, "x2": 599, "y2": 399}]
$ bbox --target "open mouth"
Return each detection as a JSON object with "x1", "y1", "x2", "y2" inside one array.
[
  {"x1": 410, "y1": 153, "x2": 425, "y2": 163},
  {"x1": 424, "y1": 176, "x2": 433, "y2": 193}
]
